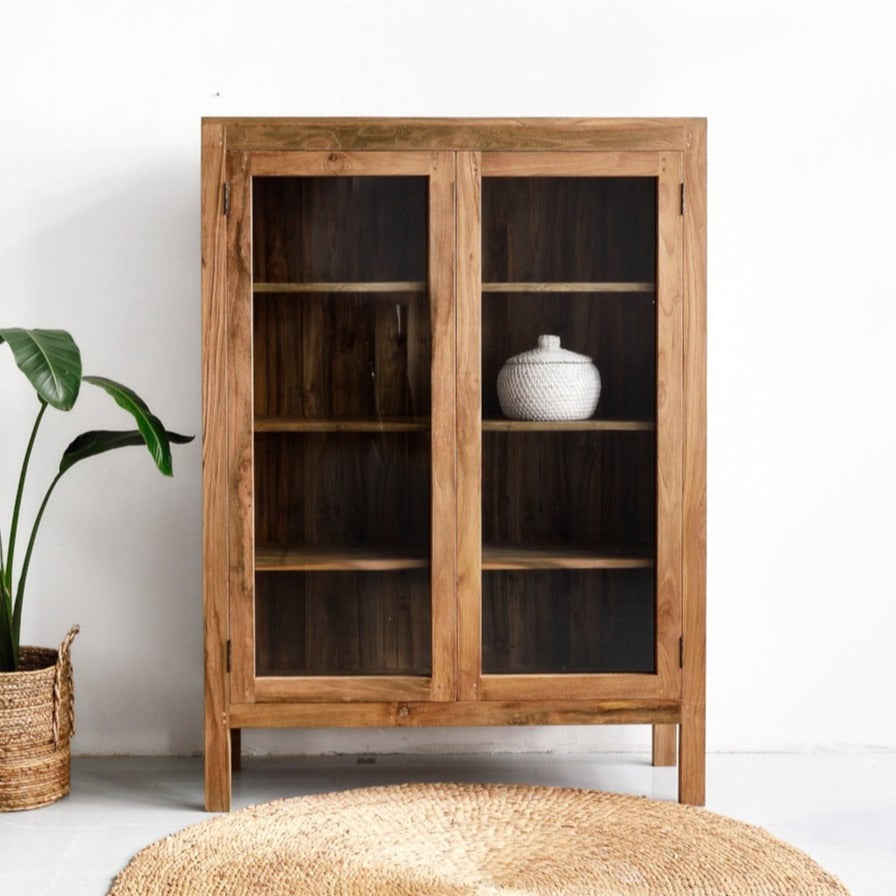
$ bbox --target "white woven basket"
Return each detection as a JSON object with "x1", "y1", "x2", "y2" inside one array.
[{"x1": 497, "y1": 335, "x2": 601, "y2": 421}]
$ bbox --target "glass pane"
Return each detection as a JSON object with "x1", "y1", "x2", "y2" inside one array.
[
  {"x1": 481, "y1": 175, "x2": 657, "y2": 676},
  {"x1": 251, "y1": 175, "x2": 431, "y2": 677},
  {"x1": 256, "y1": 571, "x2": 431, "y2": 676},
  {"x1": 482, "y1": 177, "x2": 656, "y2": 283},
  {"x1": 482, "y1": 569, "x2": 655, "y2": 674}
]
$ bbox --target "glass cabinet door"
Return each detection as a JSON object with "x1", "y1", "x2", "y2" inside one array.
[
  {"x1": 457, "y1": 152, "x2": 683, "y2": 702},
  {"x1": 227, "y1": 152, "x2": 456, "y2": 703}
]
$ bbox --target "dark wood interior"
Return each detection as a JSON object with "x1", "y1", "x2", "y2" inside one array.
[
  {"x1": 255, "y1": 570, "x2": 431, "y2": 676},
  {"x1": 481, "y1": 430, "x2": 655, "y2": 550},
  {"x1": 249, "y1": 171, "x2": 660, "y2": 679},
  {"x1": 482, "y1": 569, "x2": 656, "y2": 673},
  {"x1": 252, "y1": 175, "x2": 432, "y2": 677},
  {"x1": 482, "y1": 177, "x2": 656, "y2": 283},
  {"x1": 480, "y1": 175, "x2": 658, "y2": 675},
  {"x1": 253, "y1": 292, "x2": 431, "y2": 421},
  {"x1": 254, "y1": 431, "x2": 430, "y2": 552},
  {"x1": 253, "y1": 176, "x2": 427, "y2": 282}
]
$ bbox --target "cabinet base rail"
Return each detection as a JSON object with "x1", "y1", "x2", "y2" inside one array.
[{"x1": 226, "y1": 699, "x2": 681, "y2": 728}]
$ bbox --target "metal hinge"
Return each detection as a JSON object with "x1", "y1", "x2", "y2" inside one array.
[
  {"x1": 223, "y1": 183, "x2": 231, "y2": 216},
  {"x1": 680, "y1": 183, "x2": 685, "y2": 216},
  {"x1": 226, "y1": 639, "x2": 232, "y2": 673},
  {"x1": 679, "y1": 636, "x2": 684, "y2": 668}
]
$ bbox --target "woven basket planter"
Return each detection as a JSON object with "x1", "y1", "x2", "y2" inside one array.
[{"x1": 0, "y1": 626, "x2": 79, "y2": 811}]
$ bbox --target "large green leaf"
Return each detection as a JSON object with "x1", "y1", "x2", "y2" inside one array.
[
  {"x1": 83, "y1": 375, "x2": 190, "y2": 475},
  {"x1": 0, "y1": 328, "x2": 82, "y2": 410},
  {"x1": 60, "y1": 429, "x2": 193, "y2": 475}
]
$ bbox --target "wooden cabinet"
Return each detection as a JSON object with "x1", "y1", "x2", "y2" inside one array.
[{"x1": 202, "y1": 118, "x2": 706, "y2": 811}]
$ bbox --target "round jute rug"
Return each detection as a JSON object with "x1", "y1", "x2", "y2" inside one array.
[{"x1": 108, "y1": 783, "x2": 851, "y2": 895}]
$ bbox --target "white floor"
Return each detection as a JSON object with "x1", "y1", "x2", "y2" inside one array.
[{"x1": 1, "y1": 751, "x2": 893, "y2": 895}]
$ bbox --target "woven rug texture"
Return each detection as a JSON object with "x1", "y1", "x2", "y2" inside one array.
[{"x1": 108, "y1": 782, "x2": 851, "y2": 895}]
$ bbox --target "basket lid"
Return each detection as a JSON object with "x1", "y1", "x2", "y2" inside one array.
[{"x1": 503, "y1": 335, "x2": 593, "y2": 365}]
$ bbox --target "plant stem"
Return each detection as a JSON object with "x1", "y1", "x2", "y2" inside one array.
[
  {"x1": 4, "y1": 400, "x2": 47, "y2": 594},
  {"x1": 0, "y1": 575, "x2": 12, "y2": 671},
  {"x1": 0, "y1": 528, "x2": 7, "y2": 617},
  {"x1": 11, "y1": 469, "x2": 63, "y2": 654}
]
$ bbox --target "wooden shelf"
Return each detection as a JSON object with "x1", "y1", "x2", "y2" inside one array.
[
  {"x1": 482, "y1": 282, "x2": 654, "y2": 293},
  {"x1": 482, "y1": 545, "x2": 654, "y2": 570},
  {"x1": 482, "y1": 419, "x2": 654, "y2": 432},
  {"x1": 255, "y1": 417, "x2": 430, "y2": 433},
  {"x1": 256, "y1": 547, "x2": 428, "y2": 572},
  {"x1": 254, "y1": 281, "x2": 426, "y2": 294},
  {"x1": 256, "y1": 546, "x2": 651, "y2": 572}
]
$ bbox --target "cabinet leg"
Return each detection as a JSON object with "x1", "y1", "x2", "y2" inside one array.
[
  {"x1": 205, "y1": 716, "x2": 232, "y2": 812},
  {"x1": 678, "y1": 712, "x2": 705, "y2": 805},
  {"x1": 651, "y1": 724, "x2": 677, "y2": 766},
  {"x1": 231, "y1": 728, "x2": 242, "y2": 773}
]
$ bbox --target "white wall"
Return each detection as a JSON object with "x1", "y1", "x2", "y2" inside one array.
[{"x1": 1, "y1": 0, "x2": 894, "y2": 756}]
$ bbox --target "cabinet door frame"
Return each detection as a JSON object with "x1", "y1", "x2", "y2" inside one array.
[
  {"x1": 456, "y1": 150, "x2": 684, "y2": 702},
  {"x1": 226, "y1": 149, "x2": 457, "y2": 704}
]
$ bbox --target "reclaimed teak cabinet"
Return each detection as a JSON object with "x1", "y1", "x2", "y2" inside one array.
[{"x1": 202, "y1": 118, "x2": 706, "y2": 811}]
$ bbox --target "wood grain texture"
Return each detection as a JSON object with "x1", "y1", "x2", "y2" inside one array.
[
  {"x1": 225, "y1": 151, "x2": 256, "y2": 708},
  {"x1": 254, "y1": 418, "x2": 429, "y2": 433},
  {"x1": 253, "y1": 433, "x2": 429, "y2": 553},
  {"x1": 249, "y1": 150, "x2": 436, "y2": 176},
  {"x1": 428, "y1": 151, "x2": 458, "y2": 701},
  {"x1": 655, "y1": 151, "x2": 685, "y2": 702},
  {"x1": 481, "y1": 432, "x2": 656, "y2": 554},
  {"x1": 481, "y1": 419, "x2": 654, "y2": 432},
  {"x1": 255, "y1": 281, "x2": 426, "y2": 293},
  {"x1": 254, "y1": 570, "x2": 431, "y2": 678},
  {"x1": 254, "y1": 547, "x2": 428, "y2": 571},
  {"x1": 482, "y1": 282, "x2": 653, "y2": 293},
  {"x1": 229, "y1": 699, "x2": 681, "y2": 728},
  {"x1": 201, "y1": 120, "x2": 232, "y2": 812},
  {"x1": 206, "y1": 118, "x2": 696, "y2": 152},
  {"x1": 475, "y1": 672, "x2": 672, "y2": 701},
  {"x1": 481, "y1": 569, "x2": 655, "y2": 677},
  {"x1": 481, "y1": 151, "x2": 660, "y2": 177},
  {"x1": 455, "y1": 152, "x2": 483, "y2": 703},
  {"x1": 680, "y1": 119, "x2": 707, "y2": 807},
  {"x1": 481, "y1": 545, "x2": 653, "y2": 570},
  {"x1": 652, "y1": 724, "x2": 677, "y2": 766},
  {"x1": 255, "y1": 676, "x2": 432, "y2": 703}
]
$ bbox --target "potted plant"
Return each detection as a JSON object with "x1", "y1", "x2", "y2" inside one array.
[{"x1": 0, "y1": 327, "x2": 191, "y2": 810}]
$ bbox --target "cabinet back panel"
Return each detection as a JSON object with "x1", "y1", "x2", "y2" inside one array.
[
  {"x1": 254, "y1": 293, "x2": 431, "y2": 419},
  {"x1": 252, "y1": 176, "x2": 427, "y2": 282},
  {"x1": 482, "y1": 569, "x2": 656, "y2": 674},
  {"x1": 254, "y1": 432, "x2": 430, "y2": 550},
  {"x1": 256, "y1": 570, "x2": 431, "y2": 676},
  {"x1": 482, "y1": 430, "x2": 656, "y2": 550},
  {"x1": 482, "y1": 177, "x2": 656, "y2": 283}
]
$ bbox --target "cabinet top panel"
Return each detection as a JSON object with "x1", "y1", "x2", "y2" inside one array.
[{"x1": 201, "y1": 117, "x2": 705, "y2": 153}]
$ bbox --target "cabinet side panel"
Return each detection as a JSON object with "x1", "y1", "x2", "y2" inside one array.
[
  {"x1": 680, "y1": 120, "x2": 707, "y2": 806},
  {"x1": 456, "y1": 152, "x2": 483, "y2": 702},
  {"x1": 201, "y1": 121, "x2": 231, "y2": 811}
]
